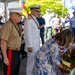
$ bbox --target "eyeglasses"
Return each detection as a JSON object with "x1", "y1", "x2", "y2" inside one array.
[
  {"x1": 34, "y1": 10, "x2": 40, "y2": 12},
  {"x1": 16, "y1": 13, "x2": 21, "y2": 17}
]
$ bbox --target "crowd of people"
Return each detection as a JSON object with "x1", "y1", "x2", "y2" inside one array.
[{"x1": 0, "y1": 4, "x2": 75, "y2": 75}]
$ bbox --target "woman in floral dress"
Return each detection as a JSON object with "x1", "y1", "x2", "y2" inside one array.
[{"x1": 32, "y1": 29, "x2": 74, "y2": 75}]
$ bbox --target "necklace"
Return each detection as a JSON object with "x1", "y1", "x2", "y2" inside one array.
[{"x1": 52, "y1": 36, "x2": 65, "y2": 55}]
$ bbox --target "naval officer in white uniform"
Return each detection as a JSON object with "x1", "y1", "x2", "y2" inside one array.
[{"x1": 24, "y1": 4, "x2": 41, "y2": 75}]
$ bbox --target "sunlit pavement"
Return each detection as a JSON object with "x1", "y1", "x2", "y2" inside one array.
[{"x1": 19, "y1": 58, "x2": 27, "y2": 75}]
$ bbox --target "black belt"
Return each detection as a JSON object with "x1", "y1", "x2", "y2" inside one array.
[{"x1": 7, "y1": 47, "x2": 20, "y2": 51}]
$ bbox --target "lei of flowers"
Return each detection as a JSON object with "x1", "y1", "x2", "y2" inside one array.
[
  {"x1": 52, "y1": 36, "x2": 75, "y2": 74},
  {"x1": 60, "y1": 43, "x2": 75, "y2": 74}
]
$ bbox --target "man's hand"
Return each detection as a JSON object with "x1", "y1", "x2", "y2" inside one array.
[
  {"x1": 28, "y1": 47, "x2": 33, "y2": 52},
  {"x1": 4, "y1": 57, "x2": 9, "y2": 66}
]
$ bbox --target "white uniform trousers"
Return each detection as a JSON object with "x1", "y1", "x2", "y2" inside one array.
[{"x1": 26, "y1": 52, "x2": 36, "y2": 75}]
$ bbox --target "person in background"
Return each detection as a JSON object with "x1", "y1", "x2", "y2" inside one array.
[
  {"x1": 64, "y1": 13, "x2": 70, "y2": 29},
  {"x1": 0, "y1": 16, "x2": 4, "y2": 25},
  {"x1": 70, "y1": 11, "x2": 75, "y2": 42},
  {"x1": 43, "y1": 9, "x2": 53, "y2": 39},
  {"x1": 37, "y1": 14, "x2": 45, "y2": 45},
  {"x1": 51, "y1": 14, "x2": 62, "y2": 35},
  {"x1": 18, "y1": 21, "x2": 27, "y2": 59},
  {"x1": 1, "y1": 7, "x2": 23, "y2": 75},
  {"x1": 32, "y1": 29, "x2": 74, "y2": 75},
  {"x1": 1, "y1": 10, "x2": 6, "y2": 23},
  {"x1": 0, "y1": 16, "x2": 4, "y2": 32},
  {"x1": 0, "y1": 16, "x2": 4, "y2": 59},
  {"x1": 24, "y1": 4, "x2": 41, "y2": 75}
]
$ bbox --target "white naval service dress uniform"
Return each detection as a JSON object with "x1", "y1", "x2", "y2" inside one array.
[{"x1": 24, "y1": 15, "x2": 40, "y2": 75}]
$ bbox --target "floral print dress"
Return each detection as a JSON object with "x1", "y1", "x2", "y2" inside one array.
[{"x1": 32, "y1": 38, "x2": 68, "y2": 75}]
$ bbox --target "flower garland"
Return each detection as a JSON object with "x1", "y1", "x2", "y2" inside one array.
[
  {"x1": 61, "y1": 46, "x2": 75, "y2": 74},
  {"x1": 52, "y1": 36, "x2": 65, "y2": 55},
  {"x1": 52, "y1": 36, "x2": 75, "y2": 74}
]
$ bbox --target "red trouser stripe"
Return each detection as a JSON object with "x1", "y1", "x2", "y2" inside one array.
[{"x1": 7, "y1": 49, "x2": 12, "y2": 75}]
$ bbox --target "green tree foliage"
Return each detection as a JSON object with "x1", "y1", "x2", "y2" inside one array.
[{"x1": 24, "y1": 0, "x2": 68, "y2": 18}]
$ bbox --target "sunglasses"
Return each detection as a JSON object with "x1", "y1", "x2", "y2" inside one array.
[
  {"x1": 34, "y1": 10, "x2": 40, "y2": 12},
  {"x1": 16, "y1": 13, "x2": 21, "y2": 16}
]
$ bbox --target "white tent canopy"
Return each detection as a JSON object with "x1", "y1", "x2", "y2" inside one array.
[
  {"x1": 0, "y1": 0, "x2": 19, "y2": 21},
  {"x1": 0, "y1": 0, "x2": 18, "y2": 3}
]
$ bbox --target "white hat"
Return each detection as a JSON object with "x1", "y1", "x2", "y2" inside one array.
[
  {"x1": 30, "y1": 4, "x2": 41, "y2": 12},
  {"x1": 9, "y1": 7, "x2": 23, "y2": 15},
  {"x1": 30, "y1": 4, "x2": 41, "y2": 9}
]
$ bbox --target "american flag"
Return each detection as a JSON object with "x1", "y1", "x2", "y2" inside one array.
[
  {"x1": 20, "y1": 0, "x2": 26, "y2": 9},
  {"x1": 19, "y1": 0, "x2": 29, "y2": 14}
]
